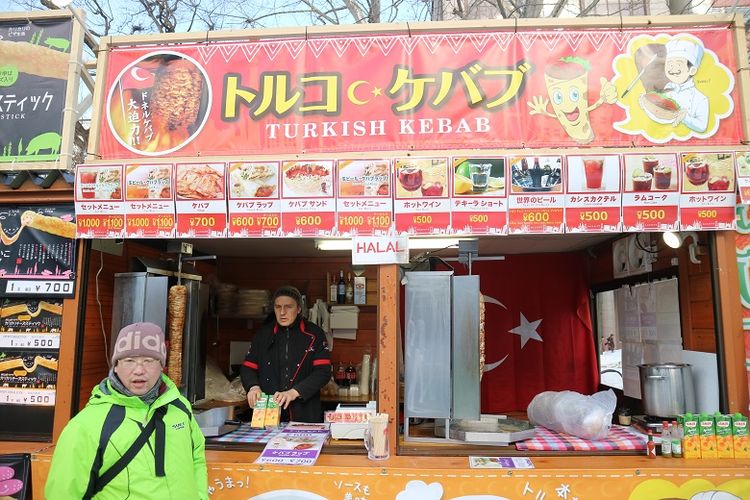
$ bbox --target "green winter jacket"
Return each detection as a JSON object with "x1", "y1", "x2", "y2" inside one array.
[{"x1": 45, "y1": 375, "x2": 208, "y2": 499}]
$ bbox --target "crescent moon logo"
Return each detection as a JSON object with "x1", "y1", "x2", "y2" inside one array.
[
  {"x1": 347, "y1": 80, "x2": 371, "y2": 106},
  {"x1": 482, "y1": 294, "x2": 510, "y2": 373},
  {"x1": 130, "y1": 67, "x2": 151, "y2": 82}
]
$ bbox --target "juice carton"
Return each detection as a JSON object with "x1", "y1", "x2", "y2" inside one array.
[
  {"x1": 250, "y1": 394, "x2": 268, "y2": 429},
  {"x1": 682, "y1": 413, "x2": 701, "y2": 458},
  {"x1": 264, "y1": 399, "x2": 281, "y2": 428},
  {"x1": 732, "y1": 413, "x2": 750, "y2": 458},
  {"x1": 698, "y1": 413, "x2": 718, "y2": 459},
  {"x1": 715, "y1": 413, "x2": 734, "y2": 458}
]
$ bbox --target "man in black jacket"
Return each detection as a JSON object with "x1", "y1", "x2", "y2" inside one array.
[{"x1": 241, "y1": 285, "x2": 332, "y2": 422}]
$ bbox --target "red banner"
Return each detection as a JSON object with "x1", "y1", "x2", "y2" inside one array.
[{"x1": 98, "y1": 27, "x2": 741, "y2": 160}]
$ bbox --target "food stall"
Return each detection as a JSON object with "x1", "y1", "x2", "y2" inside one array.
[{"x1": 12, "y1": 11, "x2": 750, "y2": 500}]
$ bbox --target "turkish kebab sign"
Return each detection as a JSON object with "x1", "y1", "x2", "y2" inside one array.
[
  {"x1": 74, "y1": 151, "x2": 741, "y2": 239},
  {"x1": 97, "y1": 25, "x2": 742, "y2": 160}
]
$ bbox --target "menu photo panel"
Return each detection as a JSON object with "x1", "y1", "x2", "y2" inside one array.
[
  {"x1": 394, "y1": 157, "x2": 451, "y2": 235},
  {"x1": 507, "y1": 155, "x2": 564, "y2": 234},
  {"x1": 280, "y1": 160, "x2": 336, "y2": 236},
  {"x1": 565, "y1": 154, "x2": 622, "y2": 233},
  {"x1": 175, "y1": 162, "x2": 227, "y2": 237},
  {"x1": 123, "y1": 163, "x2": 176, "y2": 237},
  {"x1": 450, "y1": 156, "x2": 507, "y2": 235},
  {"x1": 336, "y1": 159, "x2": 393, "y2": 236},
  {"x1": 227, "y1": 161, "x2": 282, "y2": 237},
  {"x1": 74, "y1": 164, "x2": 125, "y2": 238},
  {"x1": 679, "y1": 152, "x2": 736, "y2": 230},
  {"x1": 622, "y1": 153, "x2": 680, "y2": 232}
]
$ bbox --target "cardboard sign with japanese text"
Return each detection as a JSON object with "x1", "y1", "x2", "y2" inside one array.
[
  {"x1": 175, "y1": 162, "x2": 227, "y2": 237},
  {"x1": 123, "y1": 164, "x2": 176, "y2": 237},
  {"x1": 98, "y1": 26, "x2": 742, "y2": 160},
  {"x1": 227, "y1": 162, "x2": 282, "y2": 237},
  {"x1": 507, "y1": 155, "x2": 564, "y2": 234},
  {"x1": 622, "y1": 153, "x2": 680, "y2": 231},
  {"x1": 394, "y1": 157, "x2": 450, "y2": 235},
  {"x1": 565, "y1": 154, "x2": 621, "y2": 232},
  {"x1": 280, "y1": 160, "x2": 335, "y2": 236},
  {"x1": 450, "y1": 157, "x2": 507, "y2": 234},
  {"x1": 74, "y1": 164, "x2": 125, "y2": 238},
  {"x1": 336, "y1": 159, "x2": 393, "y2": 236},
  {"x1": 679, "y1": 152, "x2": 735, "y2": 230}
]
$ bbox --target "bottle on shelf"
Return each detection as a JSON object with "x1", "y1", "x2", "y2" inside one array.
[
  {"x1": 661, "y1": 421, "x2": 671, "y2": 457},
  {"x1": 336, "y1": 270, "x2": 346, "y2": 304},
  {"x1": 345, "y1": 272, "x2": 354, "y2": 304},
  {"x1": 328, "y1": 272, "x2": 337, "y2": 303},
  {"x1": 345, "y1": 361, "x2": 357, "y2": 388},
  {"x1": 646, "y1": 430, "x2": 656, "y2": 458},
  {"x1": 671, "y1": 420, "x2": 683, "y2": 458},
  {"x1": 334, "y1": 362, "x2": 347, "y2": 388}
]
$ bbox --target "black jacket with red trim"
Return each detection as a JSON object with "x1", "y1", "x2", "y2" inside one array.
[{"x1": 240, "y1": 316, "x2": 332, "y2": 422}]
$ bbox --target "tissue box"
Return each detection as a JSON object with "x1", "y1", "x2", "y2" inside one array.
[
  {"x1": 330, "y1": 306, "x2": 359, "y2": 330},
  {"x1": 354, "y1": 276, "x2": 366, "y2": 305}
]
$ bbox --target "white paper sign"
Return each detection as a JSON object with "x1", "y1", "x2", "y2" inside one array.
[{"x1": 352, "y1": 235, "x2": 409, "y2": 265}]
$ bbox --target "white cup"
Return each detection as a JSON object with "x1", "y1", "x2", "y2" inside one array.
[{"x1": 364, "y1": 414, "x2": 389, "y2": 460}]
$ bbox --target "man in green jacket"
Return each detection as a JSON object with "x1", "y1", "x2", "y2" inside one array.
[{"x1": 46, "y1": 322, "x2": 208, "y2": 499}]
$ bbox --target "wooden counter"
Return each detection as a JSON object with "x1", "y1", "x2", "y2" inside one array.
[{"x1": 32, "y1": 445, "x2": 750, "y2": 499}]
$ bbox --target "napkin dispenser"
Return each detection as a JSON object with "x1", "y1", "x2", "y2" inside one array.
[{"x1": 325, "y1": 401, "x2": 376, "y2": 440}]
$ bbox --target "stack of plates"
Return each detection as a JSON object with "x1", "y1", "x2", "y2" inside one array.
[
  {"x1": 236, "y1": 289, "x2": 270, "y2": 317},
  {"x1": 215, "y1": 283, "x2": 237, "y2": 316}
]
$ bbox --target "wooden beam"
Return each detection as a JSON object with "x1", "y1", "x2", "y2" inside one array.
[
  {"x1": 53, "y1": 240, "x2": 88, "y2": 441},
  {"x1": 732, "y1": 12, "x2": 750, "y2": 143},
  {"x1": 714, "y1": 230, "x2": 749, "y2": 413},
  {"x1": 86, "y1": 36, "x2": 110, "y2": 159},
  {"x1": 377, "y1": 264, "x2": 399, "y2": 457},
  {"x1": 57, "y1": 8, "x2": 86, "y2": 173}
]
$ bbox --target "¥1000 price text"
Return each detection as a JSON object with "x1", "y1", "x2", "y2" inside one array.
[
  {"x1": 79, "y1": 217, "x2": 123, "y2": 228},
  {"x1": 128, "y1": 216, "x2": 173, "y2": 228}
]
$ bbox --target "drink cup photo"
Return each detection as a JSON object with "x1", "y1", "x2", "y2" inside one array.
[
  {"x1": 685, "y1": 160, "x2": 709, "y2": 186},
  {"x1": 653, "y1": 166, "x2": 672, "y2": 190},
  {"x1": 642, "y1": 156, "x2": 659, "y2": 176},
  {"x1": 632, "y1": 172, "x2": 653, "y2": 191},
  {"x1": 364, "y1": 413, "x2": 389, "y2": 461},
  {"x1": 470, "y1": 163, "x2": 491, "y2": 192},
  {"x1": 583, "y1": 158, "x2": 604, "y2": 190}
]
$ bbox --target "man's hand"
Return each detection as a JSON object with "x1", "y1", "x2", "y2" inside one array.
[
  {"x1": 246, "y1": 386, "x2": 262, "y2": 407},
  {"x1": 273, "y1": 389, "x2": 300, "y2": 409}
]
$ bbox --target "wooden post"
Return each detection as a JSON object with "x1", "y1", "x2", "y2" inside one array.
[
  {"x1": 53, "y1": 240, "x2": 88, "y2": 440},
  {"x1": 714, "y1": 230, "x2": 749, "y2": 413},
  {"x1": 377, "y1": 264, "x2": 399, "y2": 456}
]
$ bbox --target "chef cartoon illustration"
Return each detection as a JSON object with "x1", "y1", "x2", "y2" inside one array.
[{"x1": 651, "y1": 37, "x2": 709, "y2": 132}]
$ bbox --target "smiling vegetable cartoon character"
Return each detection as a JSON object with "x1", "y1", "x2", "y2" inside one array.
[{"x1": 527, "y1": 56, "x2": 617, "y2": 144}]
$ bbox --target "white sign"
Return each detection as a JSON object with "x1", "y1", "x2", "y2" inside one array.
[
  {"x1": 5, "y1": 280, "x2": 74, "y2": 296},
  {"x1": 352, "y1": 235, "x2": 409, "y2": 265},
  {"x1": 0, "y1": 333, "x2": 60, "y2": 349},
  {"x1": 0, "y1": 387, "x2": 56, "y2": 406}
]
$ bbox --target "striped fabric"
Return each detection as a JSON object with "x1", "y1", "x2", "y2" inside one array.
[{"x1": 516, "y1": 425, "x2": 647, "y2": 452}]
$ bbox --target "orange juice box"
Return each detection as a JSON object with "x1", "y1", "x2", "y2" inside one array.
[
  {"x1": 698, "y1": 413, "x2": 718, "y2": 459},
  {"x1": 250, "y1": 394, "x2": 268, "y2": 429},
  {"x1": 714, "y1": 413, "x2": 734, "y2": 458},
  {"x1": 682, "y1": 413, "x2": 701, "y2": 458},
  {"x1": 264, "y1": 399, "x2": 281, "y2": 428},
  {"x1": 732, "y1": 413, "x2": 750, "y2": 458}
]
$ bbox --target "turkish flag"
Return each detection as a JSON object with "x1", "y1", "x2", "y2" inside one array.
[{"x1": 461, "y1": 253, "x2": 599, "y2": 414}]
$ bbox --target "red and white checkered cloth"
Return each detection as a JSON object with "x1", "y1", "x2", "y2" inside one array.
[{"x1": 515, "y1": 425, "x2": 647, "y2": 452}]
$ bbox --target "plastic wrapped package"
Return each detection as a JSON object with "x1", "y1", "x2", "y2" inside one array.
[{"x1": 527, "y1": 389, "x2": 617, "y2": 440}]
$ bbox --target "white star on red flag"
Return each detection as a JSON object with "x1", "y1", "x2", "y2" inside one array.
[{"x1": 509, "y1": 313, "x2": 543, "y2": 348}]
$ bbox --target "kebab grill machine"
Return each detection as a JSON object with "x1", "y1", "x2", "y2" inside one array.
[{"x1": 111, "y1": 242, "x2": 214, "y2": 404}]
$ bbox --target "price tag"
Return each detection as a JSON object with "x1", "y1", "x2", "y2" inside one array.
[
  {"x1": 0, "y1": 333, "x2": 59, "y2": 349},
  {"x1": 125, "y1": 213, "x2": 175, "y2": 237},
  {"x1": 394, "y1": 211, "x2": 451, "y2": 234},
  {"x1": 450, "y1": 211, "x2": 505, "y2": 234},
  {"x1": 337, "y1": 212, "x2": 392, "y2": 235},
  {"x1": 565, "y1": 206, "x2": 621, "y2": 233},
  {"x1": 393, "y1": 157, "x2": 451, "y2": 235},
  {"x1": 282, "y1": 213, "x2": 336, "y2": 236},
  {"x1": 622, "y1": 153, "x2": 679, "y2": 232},
  {"x1": 507, "y1": 207, "x2": 564, "y2": 233},
  {"x1": 680, "y1": 200, "x2": 736, "y2": 230},
  {"x1": 75, "y1": 164, "x2": 125, "y2": 238},
  {"x1": 176, "y1": 213, "x2": 227, "y2": 237},
  {"x1": 0, "y1": 387, "x2": 56, "y2": 406},
  {"x1": 229, "y1": 214, "x2": 281, "y2": 236},
  {"x1": 565, "y1": 155, "x2": 621, "y2": 233},
  {"x1": 507, "y1": 155, "x2": 565, "y2": 234},
  {"x1": 622, "y1": 200, "x2": 679, "y2": 231},
  {"x1": 5, "y1": 280, "x2": 74, "y2": 296},
  {"x1": 227, "y1": 162, "x2": 282, "y2": 237},
  {"x1": 175, "y1": 162, "x2": 227, "y2": 237}
]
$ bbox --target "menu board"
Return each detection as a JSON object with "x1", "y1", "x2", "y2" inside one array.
[
  {"x1": 450, "y1": 157, "x2": 507, "y2": 234},
  {"x1": 736, "y1": 152, "x2": 750, "y2": 204},
  {"x1": 0, "y1": 299, "x2": 62, "y2": 333},
  {"x1": 0, "y1": 205, "x2": 76, "y2": 298},
  {"x1": 336, "y1": 159, "x2": 393, "y2": 236},
  {"x1": 565, "y1": 155, "x2": 622, "y2": 233},
  {"x1": 0, "y1": 351, "x2": 58, "y2": 406},
  {"x1": 280, "y1": 160, "x2": 336, "y2": 236},
  {"x1": 124, "y1": 164, "x2": 176, "y2": 237},
  {"x1": 622, "y1": 153, "x2": 680, "y2": 231},
  {"x1": 227, "y1": 161, "x2": 282, "y2": 237},
  {"x1": 507, "y1": 155, "x2": 564, "y2": 234},
  {"x1": 74, "y1": 164, "x2": 125, "y2": 238},
  {"x1": 394, "y1": 157, "x2": 451, "y2": 235},
  {"x1": 679, "y1": 152, "x2": 736, "y2": 230},
  {"x1": 175, "y1": 162, "x2": 227, "y2": 237}
]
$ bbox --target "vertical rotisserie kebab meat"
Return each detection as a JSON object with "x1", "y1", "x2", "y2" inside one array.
[
  {"x1": 150, "y1": 60, "x2": 203, "y2": 131},
  {"x1": 167, "y1": 285, "x2": 187, "y2": 386}
]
